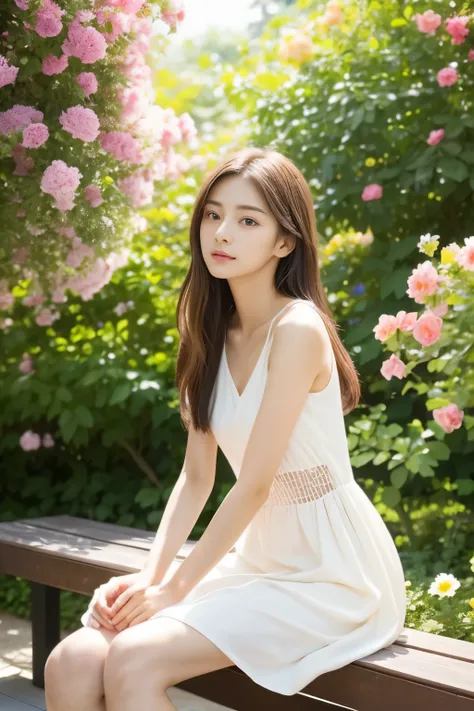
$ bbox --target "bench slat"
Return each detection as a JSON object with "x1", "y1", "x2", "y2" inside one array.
[{"x1": 397, "y1": 627, "x2": 474, "y2": 663}]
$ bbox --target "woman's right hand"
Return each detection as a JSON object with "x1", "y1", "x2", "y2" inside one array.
[{"x1": 83, "y1": 571, "x2": 153, "y2": 631}]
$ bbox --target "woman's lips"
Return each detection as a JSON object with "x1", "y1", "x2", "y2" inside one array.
[{"x1": 212, "y1": 253, "x2": 235, "y2": 262}]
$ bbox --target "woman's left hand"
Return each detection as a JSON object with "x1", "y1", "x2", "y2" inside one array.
[{"x1": 109, "y1": 584, "x2": 179, "y2": 631}]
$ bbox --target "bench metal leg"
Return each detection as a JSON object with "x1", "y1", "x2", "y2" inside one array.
[{"x1": 31, "y1": 582, "x2": 60, "y2": 689}]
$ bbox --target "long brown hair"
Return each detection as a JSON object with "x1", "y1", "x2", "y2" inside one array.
[{"x1": 176, "y1": 147, "x2": 361, "y2": 432}]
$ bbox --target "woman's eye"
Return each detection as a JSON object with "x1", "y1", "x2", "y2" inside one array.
[
  {"x1": 242, "y1": 217, "x2": 257, "y2": 226},
  {"x1": 205, "y1": 211, "x2": 257, "y2": 227}
]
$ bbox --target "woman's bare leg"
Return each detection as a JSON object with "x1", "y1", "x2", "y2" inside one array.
[{"x1": 45, "y1": 626, "x2": 119, "y2": 711}]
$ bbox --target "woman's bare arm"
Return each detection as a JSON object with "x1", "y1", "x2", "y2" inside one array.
[{"x1": 140, "y1": 423, "x2": 218, "y2": 585}]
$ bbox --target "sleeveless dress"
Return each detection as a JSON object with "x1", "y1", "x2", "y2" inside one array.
[{"x1": 81, "y1": 298, "x2": 407, "y2": 696}]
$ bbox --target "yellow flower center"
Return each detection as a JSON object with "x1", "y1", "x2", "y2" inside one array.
[{"x1": 438, "y1": 581, "x2": 452, "y2": 593}]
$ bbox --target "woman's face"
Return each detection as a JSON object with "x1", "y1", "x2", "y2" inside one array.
[{"x1": 200, "y1": 174, "x2": 288, "y2": 278}]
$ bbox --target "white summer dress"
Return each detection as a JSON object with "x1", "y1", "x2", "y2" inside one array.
[{"x1": 81, "y1": 298, "x2": 407, "y2": 696}]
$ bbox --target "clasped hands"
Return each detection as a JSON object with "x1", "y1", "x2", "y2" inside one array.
[{"x1": 87, "y1": 572, "x2": 182, "y2": 632}]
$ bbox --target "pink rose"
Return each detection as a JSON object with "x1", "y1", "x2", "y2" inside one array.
[
  {"x1": 455, "y1": 236, "x2": 474, "y2": 271},
  {"x1": 395, "y1": 310, "x2": 418, "y2": 332},
  {"x1": 361, "y1": 183, "x2": 383, "y2": 201},
  {"x1": 412, "y1": 10, "x2": 442, "y2": 35},
  {"x1": 406, "y1": 260, "x2": 439, "y2": 303},
  {"x1": 412, "y1": 311, "x2": 442, "y2": 347},
  {"x1": 430, "y1": 302, "x2": 448, "y2": 317},
  {"x1": 433, "y1": 403, "x2": 464, "y2": 434},
  {"x1": 468, "y1": 49, "x2": 474, "y2": 61},
  {"x1": 19, "y1": 353, "x2": 35, "y2": 374},
  {"x1": 427, "y1": 128, "x2": 444, "y2": 146},
  {"x1": 381, "y1": 354, "x2": 406, "y2": 381},
  {"x1": 20, "y1": 430, "x2": 42, "y2": 451},
  {"x1": 373, "y1": 314, "x2": 398, "y2": 341},
  {"x1": 437, "y1": 67, "x2": 459, "y2": 87},
  {"x1": 42, "y1": 433, "x2": 55, "y2": 447},
  {"x1": 445, "y1": 15, "x2": 469, "y2": 45}
]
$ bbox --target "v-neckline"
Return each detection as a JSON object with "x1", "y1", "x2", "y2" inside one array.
[{"x1": 223, "y1": 299, "x2": 306, "y2": 401}]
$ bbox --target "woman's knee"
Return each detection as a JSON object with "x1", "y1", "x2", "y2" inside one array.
[{"x1": 45, "y1": 627, "x2": 117, "y2": 691}]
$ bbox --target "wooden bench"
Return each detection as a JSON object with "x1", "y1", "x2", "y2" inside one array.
[{"x1": 0, "y1": 515, "x2": 473, "y2": 710}]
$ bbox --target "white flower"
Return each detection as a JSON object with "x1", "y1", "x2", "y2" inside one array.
[
  {"x1": 417, "y1": 233, "x2": 440, "y2": 256},
  {"x1": 428, "y1": 573, "x2": 460, "y2": 598}
]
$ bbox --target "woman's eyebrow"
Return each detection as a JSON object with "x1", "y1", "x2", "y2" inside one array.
[{"x1": 205, "y1": 199, "x2": 267, "y2": 215}]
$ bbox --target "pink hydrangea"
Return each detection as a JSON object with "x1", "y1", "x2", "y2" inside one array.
[
  {"x1": 59, "y1": 106, "x2": 100, "y2": 142},
  {"x1": 22, "y1": 122, "x2": 49, "y2": 148},
  {"x1": 35, "y1": 307, "x2": 60, "y2": 326},
  {"x1": 96, "y1": 8, "x2": 133, "y2": 42},
  {"x1": 0, "y1": 280, "x2": 15, "y2": 309},
  {"x1": 42, "y1": 53, "x2": 69, "y2": 75},
  {"x1": 23, "y1": 291, "x2": 46, "y2": 307},
  {"x1": 406, "y1": 261, "x2": 439, "y2": 303},
  {"x1": 119, "y1": 86, "x2": 148, "y2": 123},
  {"x1": 412, "y1": 10, "x2": 442, "y2": 35},
  {"x1": 11, "y1": 144, "x2": 35, "y2": 176},
  {"x1": 14, "y1": 0, "x2": 29, "y2": 8},
  {"x1": 455, "y1": 235, "x2": 474, "y2": 271},
  {"x1": 161, "y1": 0, "x2": 185, "y2": 27},
  {"x1": 437, "y1": 67, "x2": 459, "y2": 87},
  {"x1": 76, "y1": 71, "x2": 98, "y2": 97},
  {"x1": 76, "y1": 9, "x2": 95, "y2": 22},
  {"x1": 106, "y1": 0, "x2": 145, "y2": 13},
  {"x1": 0, "y1": 104, "x2": 43, "y2": 136},
  {"x1": 381, "y1": 354, "x2": 406, "y2": 381},
  {"x1": 66, "y1": 236, "x2": 95, "y2": 267},
  {"x1": 62, "y1": 19, "x2": 107, "y2": 64},
  {"x1": 19, "y1": 430, "x2": 42, "y2": 451},
  {"x1": 19, "y1": 353, "x2": 35, "y2": 374},
  {"x1": 433, "y1": 403, "x2": 464, "y2": 434},
  {"x1": 84, "y1": 184, "x2": 104, "y2": 207},
  {"x1": 412, "y1": 310, "x2": 442, "y2": 347},
  {"x1": 446, "y1": 15, "x2": 470, "y2": 45},
  {"x1": 361, "y1": 183, "x2": 383, "y2": 201},
  {"x1": 178, "y1": 112, "x2": 197, "y2": 142},
  {"x1": 35, "y1": 0, "x2": 64, "y2": 38},
  {"x1": 40, "y1": 159, "x2": 83, "y2": 212},
  {"x1": 427, "y1": 128, "x2": 444, "y2": 146},
  {"x1": 0, "y1": 56, "x2": 19, "y2": 88},
  {"x1": 43, "y1": 433, "x2": 55, "y2": 448},
  {"x1": 118, "y1": 171, "x2": 154, "y2": 207},
  {"x1": 99, "y1": 131, "x2": 144, "y2": 162}
]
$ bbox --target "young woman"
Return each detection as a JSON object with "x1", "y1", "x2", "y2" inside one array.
[{"x1": 45, "y1": 147, "x2": 406, "y2": 711}]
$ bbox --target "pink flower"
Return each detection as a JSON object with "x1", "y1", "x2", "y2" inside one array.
[
  {"x1": 361, "y1": 183, "x2": 383, "y2": 201},
  {"x1": 14, "y1": 0, "x2": 29, "y2": 8},
  {"x1": 0, "y1": 56, "x2": 19, "y2": 88},
  {"x1": 395, "y1": 310, "x2": 418, "y2": 332},
  {"x1": 118, "y1": 171, "x2": 154, "y2": 207},
  {"x1": 455, "y1": 235, "x2": 474, "y2": 271},
  {"x1": 468, "y1": 49, "x2": 474, "y2": 61},
  {"x1": 412, "y1": 311, "x2": 442, "y2": 347},
  {"x1": 106, "y1": 0, "x2": 144, "y2": 12},
  {"x1": 84, "y1": 184, "x2": 104, "y2": 207},
  {"x1": 62, "y1": 19, "x2": 107, "y2": 64},
  {"x1": 433, "y1": 404, "x2": 464, "y2": 434},
  {"x1": 66, "y1": 237, "x2": 95, "y2": 268},
  {"x1": 96, "y1": 8, "x2": 133, "y2": 42},
  {"x1": 76, "y1": 10, "x2": 95, "y2": 22},
  {"x1": 40, "y1": 159, "x2": 82, "y2": 212},
  {"x1": 161, "y1": 0, "x2": 185, "y2": 27},
  {"x1": 42, "y1": 53, "x2": 69, "y2": 75},
  {"x1": 23, "y1": 291, "x2": 46, "y2": 307},
  {"x1": 20, "y1": 430, "x2": 42, "y2": 451},
  {"x1": 412, "y1": 10, "x2": 442, "y2": 35},
  {"x1": 0, "y1": 105, "x2": 43, "y2": 136},
  {"x1": 437, "y1": 67, "x2": 459, "y2": 87},
  {"x1": 35, "y1": 0, "x2": 64, "y2": 38},
  {"x1": 76, "y1": 71, "x2": 98, "y2": 97},
  {"x1": 381, "y1": 354, "x2": 406, "y2": 381},
  {"x1": 445, "y1": 15, "x2": 469, "y2": 45},
  {"x1": 427, "y1": 128, "x2": 444, "y2": 146},
  {"x1": 59, "y1": 106, "x2": 100, "y2": 142},
  {"x1": 430, "y1": 302, "x2": 448, "y2": 317},
  {"x1": 42, "y1": 433, "x2": 55, "y2": 447},
  {"x1": 19, "y1": 353, "x2": 35, "y2": 374},
  {"x1": 373, "y1": 314, "x2": 398, "y2": 342},
  {"x1": 22, "y1": 122, "x2": 49, "y2": 148},
  {"x1": 12, "y1": 246, "x2": 29, "y2": 264},
  {"x1": 178, "y1": 112, "x2": 197, "y2": 143},
  {"x1": 406, "y1": 260, "x2": 439, "y2": 303},
  {"x1": 35, "y1": 307, "x2": 60, "y2": 326},
  {"x1": 99, "y1": 131, "x2": 144, "y2": 163}
]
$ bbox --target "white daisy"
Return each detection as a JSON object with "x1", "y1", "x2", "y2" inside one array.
[{"x1": 428, "y1": 573, "x2": 460, "y2": 598}]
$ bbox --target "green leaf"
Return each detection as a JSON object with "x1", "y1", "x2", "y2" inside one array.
[
  {"x1": 382, "y1": 486, "x2": 401, "y2": 508},
  {"x1": 109, "y1": 383, "x2": 132, "y2": 405},
  {"x1": 390, "y1": 466, "x2": 408, "y2": 488},
  {"x1": 438, "y1": 157, "x2": 469, "y2": 182},
  {"x1": 457, "y1": 478, "x2": 474, "y2": 496},
  {"x1": 75, "y1": 405, "x2": 94, "y2": 428},
  {"x1": 391, "y1": 18, "x2": 407, "y2": 27},
  {"x1": 350, "y1": 106, "x2": 364, "y2": 131},
  {"x1": 373, "y1": 451, "x2": 391, "y2": 466},
  {"x1": 426, "y1": 397, "x2": 451, "y2": 410},
  {"x1": 351, "y1": 451, "x2": 375, "y2": 467},
  {"x1": 426, "y1": 441, "x2": 450, "y2": 460}
]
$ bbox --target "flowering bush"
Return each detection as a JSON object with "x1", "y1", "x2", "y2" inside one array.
[{"x1": 0, "y1": 0, "x2": 196, "y2": 316}]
